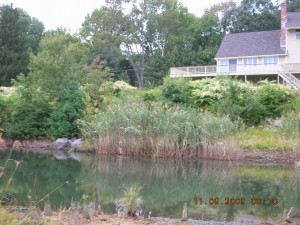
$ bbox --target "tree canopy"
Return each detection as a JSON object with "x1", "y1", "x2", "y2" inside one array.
[{"x1": 0, "y1": 4, "x2": 44, "y2": 86}]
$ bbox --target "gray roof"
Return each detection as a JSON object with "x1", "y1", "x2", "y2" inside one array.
[
  {"x1": 286, "y1": 12, "x2": 300, "y2": 28},
  {"x1": 216, "y1": 30, "x2": 285, "y2": 58}
]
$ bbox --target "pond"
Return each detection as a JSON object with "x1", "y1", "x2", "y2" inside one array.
[{"x1": 1, "y1": 151, "x2": 300, "y2": 223}]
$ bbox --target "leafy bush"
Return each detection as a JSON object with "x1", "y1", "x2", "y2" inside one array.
[
  {"x1": 211, "y1": 81, "x2": 265, "y2": 125},
  {"x1": 256, "y1": 80, "x2": 294, "y2": 119},
  {"x1": 0, "y1": 88, "x2": 17, "y2": 127},
  {"x1": 3, "y1": 76, "x2": 51, "y2": 139},
  {"x1": 190, "y1": 78, "x2": 295, "y2": 125},
  {"x1": 140, "y1": 87, "x2": 163, "y2": 102},
  {"x1": 4, "y1": 99, "x2": 51, "y2": 139},
  {"x1": 48, "y1": 79, "x2": 84, "y2": 138},
  {"x1": 189, "y1": 76, "x2": 233, "y2": 108},
  {"x1": 113, "y1": 81, "x2": 137, "y2": 94},
  {"x1": 161, "y1": 77, "x2": 192, "y2": 105}
]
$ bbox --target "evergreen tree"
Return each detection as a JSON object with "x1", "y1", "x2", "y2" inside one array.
[{"x1": 0, "y1": 4, "x2": 30, "y2": 86}]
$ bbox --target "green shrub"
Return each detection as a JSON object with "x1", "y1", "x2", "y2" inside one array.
[
  {"x1": 211, "y1": 81, "x2": 265, "y2": 125},
  {"x1": 161, "y1": 77, "x2": 192, "y2": 105},
  {"x1": 189, "y1": 76, "x2": 233, "y2": 108},
  {"x1": 3, "y1": 77, "x2": 51, "y2": 139},
  {"x1": 48, "y1": 79, "x2": 84, "y2": 138},
  {"x1": 256, "y1": 80, "x2": 294, "y2": 119},
  {"x1": 0, "y1": 88, "x2": 17, "y2": 127},
  {"x1": 140, "y1": 87, "x2": 163, "y2": 102},
  {"x1": 4, "y1": 98, "x2": 51, "y2": 140}
]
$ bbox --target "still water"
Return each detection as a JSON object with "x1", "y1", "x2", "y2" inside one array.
[{"x1": 1, "y1": 151, "x2": 300, "y2": 223}]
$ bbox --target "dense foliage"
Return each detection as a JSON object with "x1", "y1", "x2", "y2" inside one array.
[
  {"x1": 48, "y1": 79, "x2": 84, "y2": 138},
  {"x1": 149, "y1": 77, "x2": 295, "y2": 126},
  {"x1": 0, "y1": 4, "x2": 44, "y2": 86},
  {"x1": 0, "y1": 1, "x2": 299, "y2": 150}
]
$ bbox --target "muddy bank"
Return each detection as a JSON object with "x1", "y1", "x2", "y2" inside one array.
[
  {"x1": 0, "y1": 138, "x2": 299, "y2": 165},
  {"x1": 4, "y1": 209, "x2": 296, "y2": 225}
]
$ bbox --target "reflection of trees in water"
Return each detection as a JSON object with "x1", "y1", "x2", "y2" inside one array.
[
  {"x1": 0, "y1": 151, "x2": 83, "y2": 209},
  {"x1": 80, "y1": 156, "x2": 300, "y2": 220},
  {"x1": 2, "y1": 151, "x2": 300, "y2": 221}
]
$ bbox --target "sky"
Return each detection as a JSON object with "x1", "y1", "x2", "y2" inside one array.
[{"x1": 1, "y1": 0, "x2": 232, "y2": 32}]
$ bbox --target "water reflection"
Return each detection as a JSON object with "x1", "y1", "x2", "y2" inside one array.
[{"x1": 1, "y1": 151, "x2": 300, "y2": 222}]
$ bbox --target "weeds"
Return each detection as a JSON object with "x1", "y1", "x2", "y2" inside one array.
[
  {"x1": 0, "y1": 151, "x2": 71, "y2": 224},
  {"x1": 281, "y1": 112, "x2": 300, "y2": 139},
  {"x1": 116, "y1": 185, "x2": 143, "y2": 217}
]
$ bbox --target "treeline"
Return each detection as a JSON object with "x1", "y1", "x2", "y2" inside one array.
[
  {"x1": 1, "y1": 0, "x2": 300, "y2": 88},
  {"x1": 1, "y1": 0, "x2": 300, "y2": 144},
  {"x1": 0, "y1": 4, "x2": 44, "y2": 86}
]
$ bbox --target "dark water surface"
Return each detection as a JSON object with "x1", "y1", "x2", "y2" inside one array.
[{"x1": 1, "y1": 151, "x2": 300, "y2": 223}]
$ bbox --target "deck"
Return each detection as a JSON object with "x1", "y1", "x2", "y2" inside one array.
[{"x1": 170, "y1": 63, "x2": 300, "y2": 78}]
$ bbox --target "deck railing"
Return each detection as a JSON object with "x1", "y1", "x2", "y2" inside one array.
[
  {"x1": 170, "y1": 64, "x2": 300, "y2": 77},
  {"x1": 281, "y1": 63, "x2": 300, "y2": 73}
]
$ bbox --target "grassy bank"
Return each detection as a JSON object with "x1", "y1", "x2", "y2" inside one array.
[{"x1": 80, "y1": 102, "x2": 241, "y2": 159}]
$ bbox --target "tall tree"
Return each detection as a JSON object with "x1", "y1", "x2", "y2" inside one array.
[
  {"x1": 222, "y1": 0, "x2": 280, "y2": 33},
  {"x1": 0, "y1": 4, "x2": 44, "y2": 86},
  {"x1": 28, "y1": 29, "x2": 89, "y2": 103},
  {"x1": 0, "y1": 4, "x2": 30, "y2": 86},
  {"x1": 287, "y1": 0, "x2": 300, "y2": 11},
  {"x1": 18, "y1": 9, "x2": 45, "y2": 54}
]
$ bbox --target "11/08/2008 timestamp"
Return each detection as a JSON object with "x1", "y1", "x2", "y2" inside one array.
[{"x1": 194, "y1": 197, "x2": 277, "y2": 206}]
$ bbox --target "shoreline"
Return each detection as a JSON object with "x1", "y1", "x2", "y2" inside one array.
[
  {"x1": 0, "y1": 138, "x2": 299, "y2": 165},
  {"x1": 3, "y1": 207, "x2": 292, "y2": 225}
]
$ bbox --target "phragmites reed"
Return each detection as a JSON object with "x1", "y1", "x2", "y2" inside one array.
[{"x1": 80, "y1": 102, "x2": 241, "y2": 159}]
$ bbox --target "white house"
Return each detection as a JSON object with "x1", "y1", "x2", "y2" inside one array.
[{"x1": 170, "y1": 0, "x2": 300, "y2": 89}]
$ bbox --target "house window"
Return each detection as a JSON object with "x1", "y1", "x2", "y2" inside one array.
[
  {"x1": 296, "y1": 30, "x2": 300, "y2": 40},
  {"x1": 263, "y1": 56, "x2": 278, "y2": 65},
  {"x1": 244, "y1": 57, "x2": 257, "y2": 66},
  {"x1": 220, "y1": 59, "x2": 229, "y2": 73}
]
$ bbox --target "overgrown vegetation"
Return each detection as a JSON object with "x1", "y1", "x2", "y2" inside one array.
[
  {"x1": 116, "y1": 186, "x2": 143, "y2": 217},
  {"x1": 80, "y1": 101, "x2": 240, "y2": 158},
  {"x1": 0, "y1": 0, "x2": 300, "y2": 157}
]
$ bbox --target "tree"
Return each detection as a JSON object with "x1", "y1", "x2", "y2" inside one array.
[
  {"x1": 287, "y1": 0, "x2": 300, "y2": 12},
  {"x1": 80, "y1": 7, "x2": 125, "y2": 69},
  {"x1": 18, "y1": 9, "x2": 45, "y2": 55},
  {"x1": 81, "y1": 54, "x2": 114, "y2": 121},
  {"x1": 0, "y1": 4, "x2": 30, "y2": 86},
  {"x1": 222, "y1": 0, "x2": 280, "y2": 33},
  {"x1": 28, "y1": 29, "x2": 89, "y2": 103},
  {"x1": 48, "y1": 79, "x2": 84, "y2": 138},
  {"x1": 81, "y1": 0, "x2": 226, "y2": 87}
]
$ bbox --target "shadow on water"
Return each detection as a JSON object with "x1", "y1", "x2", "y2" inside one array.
[{"x1": 1, "y1": 150, "x2": 300, "y2": 222}]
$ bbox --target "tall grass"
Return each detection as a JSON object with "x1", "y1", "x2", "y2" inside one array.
[
  {"x1": 281, "y1": 112, "x2": 300, "y2": 139},
  {"x1": 80, "y1": 102, "x2": 241, "y2": 159},
  {"x1": 116, "y1": 185, "x2": 143, "y2": 217}
]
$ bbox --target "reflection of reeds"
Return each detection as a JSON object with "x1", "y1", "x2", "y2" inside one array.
[
  {"x1": 81, "y1": 103, "x2": 240, "y2": 160},
  {"x1": 34, "y1": 175, "x2": 39, "y2": 199}
]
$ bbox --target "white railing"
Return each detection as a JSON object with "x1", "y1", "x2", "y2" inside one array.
[
  {"x1": 170, "y1": 64, "x2": 282, "y2": 77},
  {"x1": 279, "y1": 72, "x2": 300, "y2": 89},
  {"x1": 281, "y1": 63, "x2": 300, "y2": 73}
]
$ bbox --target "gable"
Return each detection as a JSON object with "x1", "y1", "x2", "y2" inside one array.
[{"x1": 215, "y1": 30, "x2": 285, "y2": 58}]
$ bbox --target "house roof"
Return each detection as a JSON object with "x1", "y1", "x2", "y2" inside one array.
[
  {"x1": 286, "y1": 12, "x2": 300, "y2": 28},
  {"x1": 215, "y1": 30, "x2": 285, "y2": 58}
]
